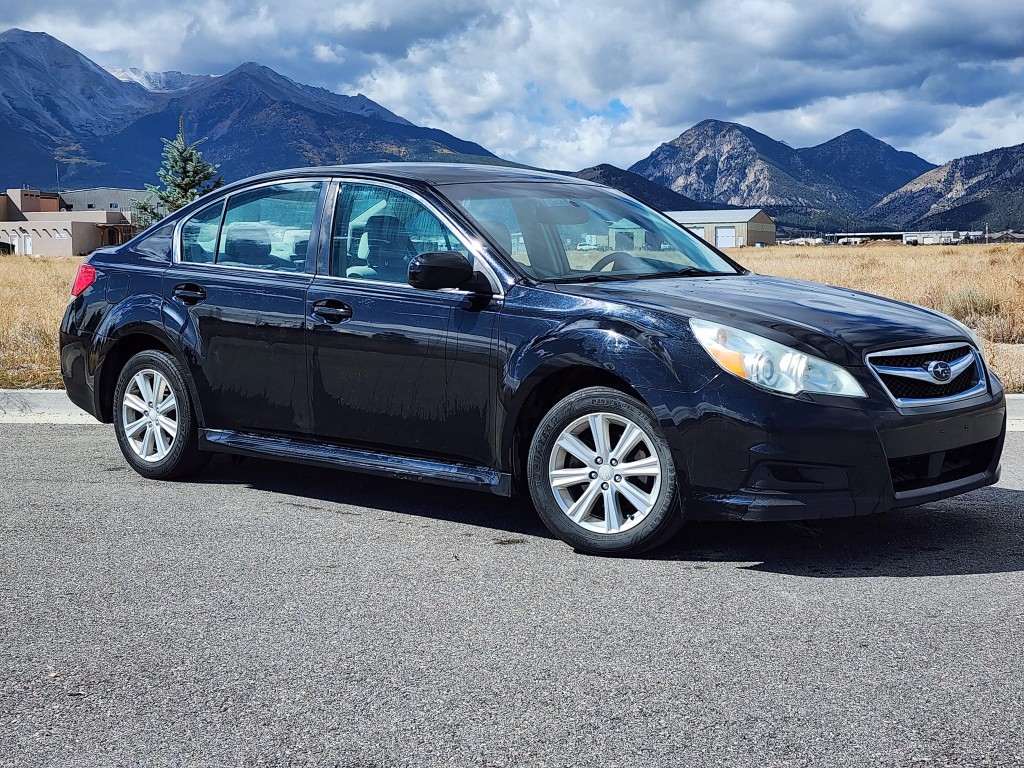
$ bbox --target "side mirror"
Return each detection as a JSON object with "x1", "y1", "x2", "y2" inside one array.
[{"x1": 408, "y1": 251, "x2": 479, "y2": 291}]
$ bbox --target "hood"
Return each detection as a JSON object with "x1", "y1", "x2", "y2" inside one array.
[{"x1": 553, "y1": 273, "x2": 966, "y2": 365}]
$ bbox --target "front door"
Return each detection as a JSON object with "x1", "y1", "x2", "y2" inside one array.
[
  {"x1": 163, "y1": 180, "x2": 324, "y2": 436},
  {"x1": 306, "y1": 181, "x2": 499, "y2": 465}
]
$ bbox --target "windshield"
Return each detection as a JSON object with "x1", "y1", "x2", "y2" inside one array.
[{"x1": 441, "y1": 181, "x2": 741, "y2": 282}]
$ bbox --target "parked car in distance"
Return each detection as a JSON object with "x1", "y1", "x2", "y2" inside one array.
[{"x1": 61, "y1": 164, "x2": 1007, "y2": 555}]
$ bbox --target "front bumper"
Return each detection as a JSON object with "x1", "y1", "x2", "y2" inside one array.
[{"x1": 657, "y1": 373, "x2": 1006, "y2": 522}]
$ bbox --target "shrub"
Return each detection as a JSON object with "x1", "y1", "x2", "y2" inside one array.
[{"x1": 943, "y1": 287, "x2": 1001, "y2": 322}]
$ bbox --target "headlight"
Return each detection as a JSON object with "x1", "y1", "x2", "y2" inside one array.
[{"x1": 690, "y1": 318, "x2": 867, "y2": 398}]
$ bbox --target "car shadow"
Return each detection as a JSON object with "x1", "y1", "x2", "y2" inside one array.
[
  {"x1": 193, "y1": 457, "x2": 1023, "y2": 576},
  {"x1": 649, "y1": 486, "x2": 1024, "y2": 578},
  {"x1": 193, "y1": 455, "x2": 555, "y2": 539}
]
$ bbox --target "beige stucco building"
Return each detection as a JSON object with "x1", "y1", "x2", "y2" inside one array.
[{"x1": 0, "y1": 187, "x2": 138, "y2": 257}]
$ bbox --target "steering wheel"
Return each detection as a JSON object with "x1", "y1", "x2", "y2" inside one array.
[{"x1": 590, "y1": 251, "x2": 641, "y2": 272}]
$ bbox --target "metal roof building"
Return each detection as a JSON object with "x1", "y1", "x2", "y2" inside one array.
[
  {"x1": 59, "y1": 187, "x2": 150, "y2": 224},
  {"x1": 665, "y1": 208, "x2": 776, "y2": 248}
]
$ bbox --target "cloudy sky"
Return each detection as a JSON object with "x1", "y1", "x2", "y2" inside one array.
[{"x1": 3, "y1": 0, "x2": 1023, "y2": 169}]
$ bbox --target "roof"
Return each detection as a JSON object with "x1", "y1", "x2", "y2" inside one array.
[
  {"x1": 240, "y1": 162, "x2": 598, "y2": 188},
  {"x1": 664, "y1": 209, "x2": 769, "y2": 224},
  {"x1": 610, "y1": 217, "x2": 642, "y2": 229},
  {"x1": 61, "y1": 187, "x2": 148, "y2": 194}
]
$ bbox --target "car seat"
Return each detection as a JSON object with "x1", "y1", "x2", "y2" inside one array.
[{"x1": 346, "y1": 215, "x2": 417, "y2": 281}]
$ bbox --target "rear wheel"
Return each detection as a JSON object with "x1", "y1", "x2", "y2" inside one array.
[
  {"x1": 113, "y1": 350, "x2": 206, "y2": 480},
  {"x1": 527, "y1": 386, "x2": 684, "y2": 555}
]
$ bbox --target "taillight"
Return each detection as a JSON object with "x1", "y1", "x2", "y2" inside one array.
[{"x1": 70, "y1": 264, "x2": 96, "y2": 297}]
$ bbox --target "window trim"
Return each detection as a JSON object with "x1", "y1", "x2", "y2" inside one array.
[
  {"x1": 173, "y1": 176, "x2": 331, "y2": 274},
  {"x1": 322, "y1": 177, "x2": 505, "y2": 297}
]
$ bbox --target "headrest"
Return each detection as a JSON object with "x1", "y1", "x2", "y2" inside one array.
[
  {"x1": 223, "y1": 222, "x2": 271, "y2": 260},
  {"x1": 364, "y1": 215, "x2": 413, "y2": 268},
  {"x1": 365, "y1": 215, "x2": 405, "y2": 241}
]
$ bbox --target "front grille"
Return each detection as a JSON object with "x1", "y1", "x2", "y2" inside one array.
[
  {"x1": 888, "y1": 438, "x2": 999, "y2": 493},
  {"x1": 874, "y1": 345, "x2": 970, "y2": 369},
  {"x1": 866, "y1": 342, "x2": 986, "y2": 407},
  {"x1": 878, "y1": 365, "x2": 975, "y2": 400}
]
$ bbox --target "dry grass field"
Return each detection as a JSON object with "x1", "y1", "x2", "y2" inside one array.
[
  {"x1": 0, "y1": 243, "x2": 1022, "y2": 392},
  {"x1": 0, "y1": 255, "x2": 82, "y2": 389}
]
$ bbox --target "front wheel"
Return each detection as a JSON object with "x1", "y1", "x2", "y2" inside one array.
[
  {"x1": 113, "y1": 350, "x2": 206, "y2": 480},
  {"x1": 527, "y1": 386, "x2": 684, "y2": 555}
]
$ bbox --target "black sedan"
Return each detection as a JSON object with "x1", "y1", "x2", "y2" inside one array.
[{"x1": 60, "y1": 164, "x2": 1007, "y2": 555}]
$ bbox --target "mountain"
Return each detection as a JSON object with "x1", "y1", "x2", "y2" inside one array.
[
  {"x1": 86, "y1": 62, "x2": 495, "y2": 186},
  {"x1": 797, "y1": 129, "x2": 936, "y2": 204},
  {"x1": 106, "y1": 67, "x2": 214, "y2": 93},
  {"x1": 0, "y1": 29, "x2": 496, "y2": 190},
  {"x1": 629, "y1": 120, "x2": 855, "y2": 210},
  {"x1": 0, "y1": 28, "x2": 158, "y2": 188},
  {"x1": 571, "y1": 164, "x2": 716, "y2": 211},
  {"x1": 0, "y1": 29, "x2": 153, "y2": 137},
  {"x1": 627, "y1": 120, "x2": 936, "y2": 232},
  {"x1": 865, "y1": 143, "x2": 1024, "y2": 230}
]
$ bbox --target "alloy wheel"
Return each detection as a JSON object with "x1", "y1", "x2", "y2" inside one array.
[
  {"x1": 121, "y1": 368, "x2": 178, "y2": 463},
  {"x1": 548, "y1": 412, "x2": 663, "y2": 534}
]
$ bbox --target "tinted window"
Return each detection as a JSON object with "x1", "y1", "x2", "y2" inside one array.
[
  {"x1": 133, "y1": 221, "x2": 175, "y2": 260},
  {"x1": 332, "y1": 183, "x2": 468, "y2": 283},
  {"x1": 180, "y1": 201, "x2": 224, "y2": 264},
  {"x1": 217, "y1": 182, "x2": 322, "y2": 272}
]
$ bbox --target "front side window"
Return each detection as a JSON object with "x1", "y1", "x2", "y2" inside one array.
[
  {"x1": 442, "y1": 181, "x2": 741, "y2": 282},
  {"x1": 179, "y1": 181, "x2": 322, "y2": 271},
  {"x1": 331, "y1": 183, "x2": 468, "y2": 282}
]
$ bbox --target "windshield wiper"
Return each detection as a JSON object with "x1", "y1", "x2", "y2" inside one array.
[
  {"x1": 633, "y1": 267, "x2": 733, "y2": 279},
  {"x1": 548, "y1": 273, "x2": 640, "y2": 284},
  {"x1": 550, "y1": 267, "x2": 734, "y2": 284}
]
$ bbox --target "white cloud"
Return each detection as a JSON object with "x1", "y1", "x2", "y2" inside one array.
[
  {"x1": 2, "y1": 0, "x2": 1024, "y2": 168},
  {"x1": 313, "y1": 44, "x2": 344, "y2": 64}
]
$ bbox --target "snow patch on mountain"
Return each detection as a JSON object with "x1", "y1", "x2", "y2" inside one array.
[{"x1": 106, "y1": 67, "x2": 214, "y2": 93}]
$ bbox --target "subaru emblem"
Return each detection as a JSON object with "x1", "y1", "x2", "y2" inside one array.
[{"x1": 927, "y1": 360, "x2": 953, "y2": 383}]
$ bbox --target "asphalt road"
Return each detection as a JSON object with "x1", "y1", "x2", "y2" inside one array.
[{"x1": 1, "y1": 423, "x2": 1022, "y2": 767}]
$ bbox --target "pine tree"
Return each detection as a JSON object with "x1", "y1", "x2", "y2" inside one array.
[{"x1": 132, "y1": 116, "x2": 223, "y2": 228}]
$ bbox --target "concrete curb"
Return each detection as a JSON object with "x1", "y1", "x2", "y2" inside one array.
[
  {"x1": 0, "y1": 389, "x2": 98, "y2": 424},
  {"x1": 2, "y1": 389, "x2": 1022, "y2": 428}
]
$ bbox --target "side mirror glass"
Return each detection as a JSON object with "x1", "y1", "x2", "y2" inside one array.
[{"x1": 408, "y1": 251, "x2": 476, "y2": 291}]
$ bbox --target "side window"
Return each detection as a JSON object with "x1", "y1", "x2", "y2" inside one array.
[
  {"x1": 133, "y1": 221, "x2": 176, "y2": 260},
  {"x1": 332, "y1": 183, "x2": 468, "y2": 282},
  {"x1": 217, "y1": 182, "x2": 322, "y2": 272},
  {"x1": 180, "y1": 201, "x2": 224, "y2": 264}
]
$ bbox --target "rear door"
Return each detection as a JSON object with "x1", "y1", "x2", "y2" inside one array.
[
  {"x1": 305, "y1": 180, "x2": 501, "y2": 465},
  {"x1": 163, "y1": 180, "x2": 325, "y2": 436}
]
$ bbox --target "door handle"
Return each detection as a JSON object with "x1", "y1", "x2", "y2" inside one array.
[
  {"x1": 173, "y1": 284, "x2": 206, "y2": 305},
  {"x1": 311, "y1": 300, "x2": 353, "y2": 324}
]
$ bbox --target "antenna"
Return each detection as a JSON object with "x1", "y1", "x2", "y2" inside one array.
[{"x1": 55, "y1": 161, "x2": 61, "y2": 196}]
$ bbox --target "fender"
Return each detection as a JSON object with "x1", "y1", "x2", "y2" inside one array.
[
  {"x1": 497, "y1": 311, "x2": 719, "y2": 472},
  {"x1": 92, "y1": 304, "x2": 206, "y2": 428}
]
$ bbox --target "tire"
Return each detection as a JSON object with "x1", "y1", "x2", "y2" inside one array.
[
  {"x1": 527, "y1": 386, "x2": 684, "y2": 555},
  {"x1": 112, "y1": 350, "x2": 207, "y2": 480}
]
